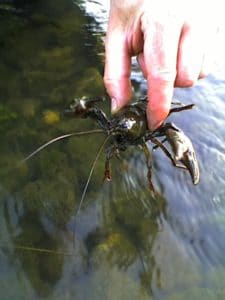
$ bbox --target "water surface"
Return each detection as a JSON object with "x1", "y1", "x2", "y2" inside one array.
[{"x1": 1, "y1": 1, "x2": 225, "y2": 299}]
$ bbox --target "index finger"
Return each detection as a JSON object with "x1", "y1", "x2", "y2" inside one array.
[
  {"x1": 104, "y1": 26, "x2": 132, "y2": 112},
  {"x1": 142, "y1": 15, "x2": 182, "y2": 129}
]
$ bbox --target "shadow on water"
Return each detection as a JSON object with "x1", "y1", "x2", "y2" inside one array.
[{"x1": 1, "y1": 0, "x2": 225, "y2": 299}]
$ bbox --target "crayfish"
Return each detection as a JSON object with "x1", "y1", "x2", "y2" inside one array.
[
  {"x1": 64, "y1": 96, "x2": 200, "y2": 190},
  {"x1": 24, "y1": 96, "x2": 199, "y2": 207}
]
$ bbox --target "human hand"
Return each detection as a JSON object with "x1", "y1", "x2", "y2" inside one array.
[{"x1": 104, "y1": 0, "x2": 216, "y2": 130}]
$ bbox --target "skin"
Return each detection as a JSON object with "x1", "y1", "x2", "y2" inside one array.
[{"x1": 104, "y1": 0, "x2": 217, "y2": 130}]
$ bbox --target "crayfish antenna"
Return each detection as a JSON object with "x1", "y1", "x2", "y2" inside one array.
[
  {"x1": 14, "y1": 245, "x2": 74, "y2": 256},
  {"x1": 22, "y1": 129, "x2": 104, "y2": 163},
  {"x1": 72, "y1": 135, "x2": 110, "y2": 246}
]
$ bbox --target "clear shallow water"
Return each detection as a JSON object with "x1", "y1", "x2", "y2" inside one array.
[{"x1": 1, "y1": 1, "x2": 225, "y2": 299}]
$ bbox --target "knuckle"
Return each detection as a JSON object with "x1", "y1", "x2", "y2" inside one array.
[
  {"x1": 103, "y1": 76, "x2": 115, "y2": 90},
  {"x1": 175, "y1": 72, "x2": 197, "y2": 87},
  {"x1": 103, "y1": 75, "x2": 110, "y2": 86},
  {"x1": 149, "y1": 68, "x2": 177, "y2": 84},
  {"x1": 176, "y1": 79, "x2": 196, "y2": 87}
]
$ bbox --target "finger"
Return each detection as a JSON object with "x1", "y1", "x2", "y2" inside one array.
[
  {"x1": 175, "y1": 23, "x2": 205, "y2": 87},
  {"x1": 142, "y1": 15, "x2": 182, "y2": 130},
  {"x1": 199, "y1": 27, "x2": 219, "y2": 78},
  {"x1": 137, "y1": 53, "x2": 147, "y2": 78},
  {"x1": 104, "y1": 27, "x2": 132, "y2": 113}
]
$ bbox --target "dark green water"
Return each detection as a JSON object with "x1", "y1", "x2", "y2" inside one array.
[{"x1": 1, "y1": 1, "x2": 225, "y2": 299}]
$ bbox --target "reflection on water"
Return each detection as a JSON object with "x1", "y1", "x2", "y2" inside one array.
[{"x1": 1, "y1": 0, "x2": 225, "y2": 299}]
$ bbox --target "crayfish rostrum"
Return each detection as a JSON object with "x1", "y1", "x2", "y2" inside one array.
[{"x1": 64, "y1": 96, "x2": 200, "y2": 190}]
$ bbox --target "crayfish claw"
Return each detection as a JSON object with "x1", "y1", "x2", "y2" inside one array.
[
  {"x1": 64, "y1": 96, "x2": 106, "y2": 118},
  {"x1": 64, "y1": 98, "x2": 89, "y2": 117},
  {"x1": 180, "y1": 149, "x2": 200, "y2": 185},
  {"x1": 165, "y1": 124, "x2": 200, "y2": 185}
]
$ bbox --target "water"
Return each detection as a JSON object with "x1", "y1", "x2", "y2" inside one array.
[{"x1": 1, "y1": 1, "x2": 225, "y2": 299}]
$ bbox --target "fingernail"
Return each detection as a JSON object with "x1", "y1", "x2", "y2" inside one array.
[{"x1": 111, "y1": 98, "x2": 118, "y2": 113}]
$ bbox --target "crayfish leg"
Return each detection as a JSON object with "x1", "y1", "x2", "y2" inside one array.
[
  {"x1": 169, "y1": 104, "x2": 195, "y2": 115},
  {"x1": 103, "y1": 146, "x2": 117, "y2": 182},
  {"x1": 104, "y1": 157, "x2": 112, "y2": 181},
  {"x1": 142, "y1": 143, "x2": 155, "y2": 192},
  {"x1": 152, "y1": 137, "x2": 167, "y2": 150}
]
